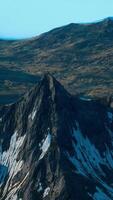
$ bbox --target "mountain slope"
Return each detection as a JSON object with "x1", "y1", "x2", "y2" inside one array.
[
  {"x1": 1, "y1": 17, "x2": 113, "y2": 102},
  {"x1": 0, "y1": 74, "x2": 113, "y2": 199}
]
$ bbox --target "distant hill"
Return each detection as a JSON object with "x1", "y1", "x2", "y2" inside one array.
[{"x1": 1, "y1": 17, "x2": 113, "y2": 103}]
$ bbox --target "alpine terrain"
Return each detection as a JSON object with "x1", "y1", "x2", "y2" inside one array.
[
  {"x1": 0, "y1": 74, "x2": 113, "y2": 200},
  {"x1": 1, "y1": 17, "x2": 113, "y2": 103}
]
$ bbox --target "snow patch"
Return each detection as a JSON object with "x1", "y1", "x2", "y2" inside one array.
[
  {"x1": 66, "y1": 121, "x2": 113, "y2": 198},
  {"x1": 79, "y1": 96, "x2": 92, "y2": 101},
  {"x1": 0, "y1": 130, "x2": 25, "y2": 189},
  {"x1": 66, "y1": 122, "x2": 105, "y2": 178},
  {"x1": 28, "y1": 109, "x2": 37, "y2": 120},
  {"x1": 4, "y1": 172, "x2": 29, "y2": 200},
  {"x1": 37, "y1": 182, "x2": 43, "y2": 192},
  {"x1": 43, "y1": 187, "x2": 50, "y2": 198},
  {"x1": 39, "y1": 133, "x2": 51, "y2": 160}
]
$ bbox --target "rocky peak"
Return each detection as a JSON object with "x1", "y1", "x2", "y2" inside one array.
[{"x1": 0, "y1": 75, "x2": 113, "y2": 200}]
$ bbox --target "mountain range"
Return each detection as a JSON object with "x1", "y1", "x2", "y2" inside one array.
[
  {"x1": 1, "y1": 17, "x2": 113, "y2": 103},
  {"x1": 0, "y1": 74, "x2": 113, "y2": 200}
]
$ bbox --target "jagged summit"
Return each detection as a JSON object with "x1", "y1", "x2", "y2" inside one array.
[
  {"x1": 38, "y1": 72, "x2": 60, "y2": 93},
  {"x1": 24, "y1": 73, "x2": 71, "y2": 111},
  {"x1": 30, "y1": 73, "x2": 68, "y2": 94},
  {"x1": 0, "y1": 75, "x2": 113, "y2": 200},
  {"x1": 0, "y1": 75, "x2": 74, "y2": 200}
]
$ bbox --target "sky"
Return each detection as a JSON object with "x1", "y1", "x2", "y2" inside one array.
[{"x1": 0, "y1": 0, "x2": 113, "y2": 39}]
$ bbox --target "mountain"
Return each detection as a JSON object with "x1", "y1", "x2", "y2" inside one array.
[
  {"x1": 1, "y1": 17, "x2": 113, "y2": 103},
  {"x1": 0, "y1": 74, "x2": 113, "y2": 199}
]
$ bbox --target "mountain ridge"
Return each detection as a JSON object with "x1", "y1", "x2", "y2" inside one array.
[
  {"x1": 0, "y1": 74, "x2": 113, "y2": 199},
  {"x1": 1, "y1": 17, "x2": 113, "y2": 103},
  {"x1": 1, "y1": 17, "x2": 113, "y2": 40}
]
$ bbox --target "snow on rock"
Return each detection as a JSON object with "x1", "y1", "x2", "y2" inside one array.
[
  {"x1": 5, "y1": 187, "x2": 18, "y2": 200},
  {"x1": 39, "y1": 133, "x2": 51, "y2": 160},
  {"x1": 37, "y1": 182, "x2": 43, "y2": 192},
  {"x1": 66, "y1": 122, "x2": 105, "y2": 178},
  {"x1": 43, "y1": 187, "x2": 50, "y2": 198},
  {"x1": 28, "y1": 109, "x2": 37, "y2": 121},
  {"x1": 0, "y1": 130, "x2": 25, "y2": 189},
  {"x1": 66, "y1": 121, "x2": 113, "y2": 199},
  {"x1": 12, "y1": 194, "x2": 18, "y2": 200},
  {"x1": 4, "y1": 172, "x2": 29, "y2": 200},
  {"x1": 79, "y1": 96, "x2": 92, "y2": 101}
]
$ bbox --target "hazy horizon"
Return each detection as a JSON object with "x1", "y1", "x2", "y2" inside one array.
[{"x1": 0, "y1": 0, "x2": 113, "y2": 39}]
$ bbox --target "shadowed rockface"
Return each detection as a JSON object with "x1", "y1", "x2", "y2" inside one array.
[
  {"x1": 0, "y1": 74, "x2": 113, "y2": 199},
  {"x1": 1, "y1": 17, "x2": 113, "y2": 102}
]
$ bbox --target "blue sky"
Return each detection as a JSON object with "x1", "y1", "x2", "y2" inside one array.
[{"x1": 0, "y1": 0, "x2": 113, "y2": 39}]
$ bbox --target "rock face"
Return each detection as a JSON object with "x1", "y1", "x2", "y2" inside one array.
[{"x1": 0, "y1": 74, "x2": 113, "y2": 200}]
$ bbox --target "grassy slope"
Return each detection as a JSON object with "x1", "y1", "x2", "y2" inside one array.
[{"x1": 0, "y1": 18, "x2": 113, "y2": 103}]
